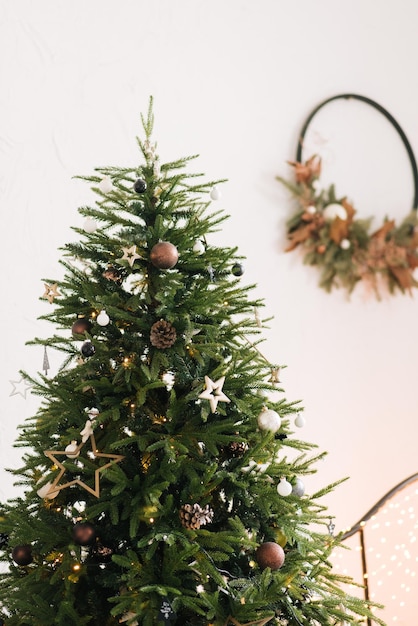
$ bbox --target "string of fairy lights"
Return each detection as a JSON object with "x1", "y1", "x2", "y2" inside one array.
[{"x1": 332, "y1": 483, "x2": 418, "y2": 625}]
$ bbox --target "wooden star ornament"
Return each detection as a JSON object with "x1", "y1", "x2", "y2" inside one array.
[
  {"x1": 223, "y1": 616, "x2": 273, "y2": 626},
  {"x1": 121, "y1": 245, "x2": 142, "y2": 267},
  {"x1": 198, "y1": 375, "x2": 231, "y2": 413},
  {"x1": 44, "y1": 432, "x2": 124, "y2": 498},
  {"x1": 42, "y1": 282, "x2": 60, "y2": 303}
]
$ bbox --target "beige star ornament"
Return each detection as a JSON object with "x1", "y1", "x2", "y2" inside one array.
[
  {"x1": 121, "y1": 245, "x2": 142, "y2": 267},
  {"x1": 42, "y1": 282, "x2": 60, "y2": 303},
  {"x1": 198, "y1": 375, "x2": 230, "y2": 413}
]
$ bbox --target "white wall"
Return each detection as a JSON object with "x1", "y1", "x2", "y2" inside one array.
[{"x1": 1, "y1": 0, "x2": 418, "y2": 540}]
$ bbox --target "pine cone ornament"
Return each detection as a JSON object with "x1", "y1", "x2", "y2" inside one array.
[
  {"x1": 150, "y1": 320, "x2": 177, "y2": 349},
  {"x1": 226, "y1": 441, "x2": 248, "y2": 458},
  {"x1": 179, "y1": 503, "x2": 214, "y2": 529}
]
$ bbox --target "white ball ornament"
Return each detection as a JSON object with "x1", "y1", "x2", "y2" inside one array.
[
  {"x1": 306, "y1": 205, "x2": 317, "y2": 215},
  {"x1": 294, "y1": 414, "x2": 306, "y2": 428},
  {"x1": 323, "y1": 203, "x2": 347, "y2": 222},
  {"x1": 210, "y1": 186, "x2": 221, "y2": 201},
  {"x1": 37, "y1": 480, "x2": 59, "y2": 500},
  {"x1": 98, "y1": 176, "x2": 113, "y2": 193},
  {"x1": 83, "y1": 217, "x2": 98, "y2": 233},
  {"x1": 97, "y1": 310, "x2": 110, "y2": 326},
  {"x1": 65, "y1": 440, "x2": 80, "y2": 458},
  {"x1": 340, "y1": 238, "x2": 351, "y2": 250},
  {"x1": 258, "y1": 408, "x2": 281, "y2": 433},
  {"x1": 193, "y1": 240, "x2": 205, "y2": 255},
  {"x1": 277, "y1": 477, "x2": 292, "y2": 497}
]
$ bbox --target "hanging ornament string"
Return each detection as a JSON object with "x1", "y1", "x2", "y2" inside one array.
[{"x1": 277, "y1": 93, "x2": 418, "y2": 297}]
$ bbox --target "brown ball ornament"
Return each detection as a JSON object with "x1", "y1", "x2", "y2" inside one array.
[
  {"x1": 72, "y1": 521, "x2": 96, "y2": 546},
  {"x1": 71, "y1": 317, "x2": 91, "y2": 336},
  {"x1": 150, "y1": 241, "x2": 179, "y2": 269},
  {"x1": 255, "y1": 541, "x2": 285, "y2": 571},
  {"x1": 12, "y1": 544, "x2": 33, "y2": 566}
]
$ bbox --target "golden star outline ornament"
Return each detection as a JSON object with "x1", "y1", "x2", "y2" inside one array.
[
  {"x1": 223, "y1": 616, "x2": 273, "y2": 626},
  {"x1": 44, "y1": 433, "x2": 124, "y2": 498},
  {"x1": 198, "y1": 375, "x2": 231, "y2": 413},
  {"x1": 121, "y1": 245, "x2": 142, "y2": 267},
  {"x1": 42, "y1": 282, "x2": 60, "y2": 303}
]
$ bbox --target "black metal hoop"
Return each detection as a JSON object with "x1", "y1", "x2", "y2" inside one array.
[{"x1": 296, "y1": 93, "x2": 418, "y2": 210}]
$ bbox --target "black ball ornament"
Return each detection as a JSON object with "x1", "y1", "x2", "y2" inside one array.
[
  {"x1": 71, "y1": 317, "x2": 91, "y2": 336},
  {"x1": 150, "y1": 241, "x2": 179, "y2": 269},
  {"x1": 133, "y1": 178, "x2": 147, "y2": 193},
  {"x1": 81, "y1": 341, "x2": 95, "y2": 358},
  {"x1": 12, "y1": 544, "x2": 33, "y2": 566},
  {"x1": 231, "y1": 263, "x2": 244, "y2": 276},
  {"x1": 255, "y1": 541, "x2": 285, "y2": 571},
  {"x1": 72, "y1": 521, "x2": 97, "y2": 546}
]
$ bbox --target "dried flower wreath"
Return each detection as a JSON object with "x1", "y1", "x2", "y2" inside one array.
[{"x1": 277, "y1": 94, "x2": 418, "y2": 297}]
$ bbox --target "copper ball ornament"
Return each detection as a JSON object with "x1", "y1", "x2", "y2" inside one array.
[
  {"x1": 150, "y1": 242, "x2": 179, "y2": 269},
  {"x1": 12, "y1": 544, "x2": 33, "y2": 566},
  {"x1": 72, "y1": 317, "x2": 91, "y2": 336},
  {"x1": 255, "y1": 541, "x2": 285, "y2": 571},
  {"x1": 72, "y1": 521, "x2": 96, "y2": 546}
]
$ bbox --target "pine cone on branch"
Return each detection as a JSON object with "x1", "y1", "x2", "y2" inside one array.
[
  {"x1": 179, "y1": 503, "x2": 214, "y2": 529},
  {"x1": 150, "y1": 319, "x2": 177, "y2": 349}
]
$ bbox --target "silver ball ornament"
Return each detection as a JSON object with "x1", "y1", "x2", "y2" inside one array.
[{"x1": 291, "y1": 477, "x2": 305, "y2": 497}]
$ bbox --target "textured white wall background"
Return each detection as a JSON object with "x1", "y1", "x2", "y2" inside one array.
[{"x1": 1, "y1": 0, "x2": 418, "y2": 600}]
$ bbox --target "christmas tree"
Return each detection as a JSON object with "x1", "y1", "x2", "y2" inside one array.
[{"x1": 0, "y1": 100, "x2": 383, "y2": 625}]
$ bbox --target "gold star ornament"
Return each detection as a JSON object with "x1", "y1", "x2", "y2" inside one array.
[
  {"x1": 44, "y1": 432, "x2": 124, "y2": 498},
  {"x1": 198, "y1": 375, "x2": 231, "y2": 413},
  {"x1": 223, "y1": 616, "x2": 273, "y2": 626}
]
